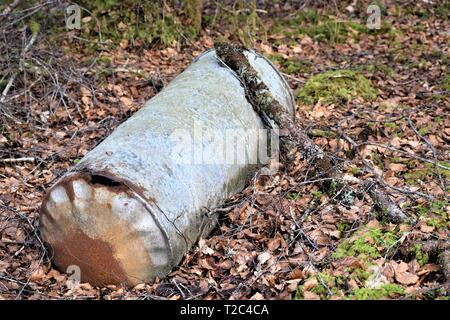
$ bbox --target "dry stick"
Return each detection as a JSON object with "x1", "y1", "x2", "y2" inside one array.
[
  {"x1": 359, "y1": 141, "x2": 450, "y2": 171},
  {"x1": 0, "y1": 157, "x2": 35, "y2": 164},
  {"x1": 214, "y1": 42, "x2": 407, "y2": 223},
  {"x1": 362, "y1": 180, "x2": 408, "y2": 223},
  {"x1": 404, "y1": 112, "x2": 447, "y2": 192},
  {"x1": 333, "y1": 132, "x2": 435, "y2": 202},
  {"x1": 340, "y1": 133, "x2": 410, "y2": 221},
  {"x1": 1, "y1": 0, "x2": 21, "y2": 16}
]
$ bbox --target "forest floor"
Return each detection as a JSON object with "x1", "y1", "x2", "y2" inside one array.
[{"x1": 0, "y1": 1, "x2": 449, "y2": 299}]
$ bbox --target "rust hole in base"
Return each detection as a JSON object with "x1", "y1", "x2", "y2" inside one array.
[{"x1": 89, "y1": 174, "x2": 122, "y2": 187}]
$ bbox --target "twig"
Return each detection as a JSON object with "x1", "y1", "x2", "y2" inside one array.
[
  {"x1": 282, "y1": 72, "x2": 306, "y2": 83},
  {"x1": 340, "y1": 133, "x2": 435, "y2": 201},
  {"x1": 215, "y1": 42, "x2": 410, "y2": 223},
  {"x1": 0, "y1": 157, "x2": 35, "y2": 164},
  {"x1": 359, "y1": 142, "x2": 450, "y2": 171},
  {"x1": 1, "y1": 0, "x2": 21, "y2": 16},
  {"x1": 362, "y1": 180, "x2": 408, "y2": 223}
]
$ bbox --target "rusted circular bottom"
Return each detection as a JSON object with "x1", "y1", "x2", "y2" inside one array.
[{"x1": 39, "y1": 173, "x2": 166, "y2": 287}]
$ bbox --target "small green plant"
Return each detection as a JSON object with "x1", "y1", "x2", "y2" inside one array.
[
  {"x1": 414, "y1": 200, "x2": 449, "y2": 231},
  {"x1": 312, "y1": 190, "x2": 323, "y2": 199},
  {"x1": 309, "y1": 128, "x2": 336, "y2": 138},
  {"x1": 364, "y1": 63, "x2": 394, "y2": 76},
  {"x1": 297, "y1": 70, "x2": 377, "y2": 105},
  {"x1": 295, "y1": 271, "x2": 334, "y2": 299},
  {"x1": 390, "y1": 157, "x2": 403, "y2": 164},
  {"x1": 413, "y1": 244, "x2": 429, "y2": 267},
  {"x1": 441, "y1": 74, "x2": 450, "y2": 91},
  {"x1": 294, "y1": 285, "x2": 304, "y2": 299},
  {"x1": 272, "y1": 10, "x2": 392, "y2": 45},
  {"x1": 337, "y1": 221, "x2": 351, "y2": 233},
  {"x1": 287, "y1": 192, "x2": 300, "y2": 201},
  {"x1": 418, "y1": 127, "x2": 429, "y2": 136},
  {"x1": 302, "y1": 20, "x2": 347, "y2": 43},
  {"x1": 350, "y1": 167, "x2": 360, "y2": 175},
  {"x1": 435, "y1": 3, "x2": 449, "y2": 20},
  {"x1": 223, "y1": 0, "x2": 264, "y2": 47}
]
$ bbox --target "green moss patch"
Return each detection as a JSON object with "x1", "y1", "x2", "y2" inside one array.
[
  {"x1": 332, "y1": 225, "x2": 399, "y2": 260},
  {"x1": 414, "y1": 200, "x2": 449, "y2": 231},
  {"x1": 441, "y1": 74, "x2": 450, "y2": 91},
  {"x1": 297, "y1": 70, "x2": 377, "y2": 105}
]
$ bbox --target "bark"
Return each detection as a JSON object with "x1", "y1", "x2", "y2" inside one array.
[{"x1": 362, "y1": 181, "x2": 408, "y2": 223}]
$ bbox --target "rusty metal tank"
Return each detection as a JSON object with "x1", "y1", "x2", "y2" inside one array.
[{"x1": 39, "y1": 49, "x2": 295, "y2": 286}]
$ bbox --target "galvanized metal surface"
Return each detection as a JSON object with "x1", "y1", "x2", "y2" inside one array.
[{"x1": 40, "y1": 49, "x2": 295, "y2": 286}]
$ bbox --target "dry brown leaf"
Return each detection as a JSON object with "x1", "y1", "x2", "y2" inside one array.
[
  {"x1": 303, "y1": 277, "x2": 318, "y2": 291},
  {"x1": 250, "y1": 292, "x2": 264, "y2": 300},
  {"x1": 303, "y1": 291, "x2": 320, "y2": 300},
  {"x1": 257, "y1": 252, "x2": 272, "y2": 265},
  {"x1": 420, "y1": 224, "x2": 434, "y2": 233},
  {"x1": 288, "y1": 267, "x2": 305, "y2": 280},
  {"x1": 393, "y1": 261, "x2": 419, "y2": 285}
]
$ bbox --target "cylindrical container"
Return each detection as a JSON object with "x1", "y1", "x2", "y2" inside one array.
[{"x1": 39, "y1": 49, "x2": 295, "y2": 286}]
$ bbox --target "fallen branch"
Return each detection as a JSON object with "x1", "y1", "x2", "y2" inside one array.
[
  {"x1": 0, "y1": 19, "x2": 39, "y2": 104},
  {"x1": 358, "y1": 141, "x2": 450, "y2": 171},
  {"x1": 214, "y1": 42, "x2": 408, "y2": 223},
  {"x1": 404, "y1": 112, "x2": 447, "y2": 192},
  {"x1": 362, "y1": 180, "x2": 408, "y2": 223}
]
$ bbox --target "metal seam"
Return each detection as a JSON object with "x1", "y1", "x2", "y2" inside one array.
[{"x1": 124, "y1": 186, "x2": 176, "y2": 267}]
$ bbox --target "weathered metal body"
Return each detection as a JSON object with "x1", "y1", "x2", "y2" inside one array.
[{"x1": 39, "y1": 49, "x2": 295, "y2": 286}]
